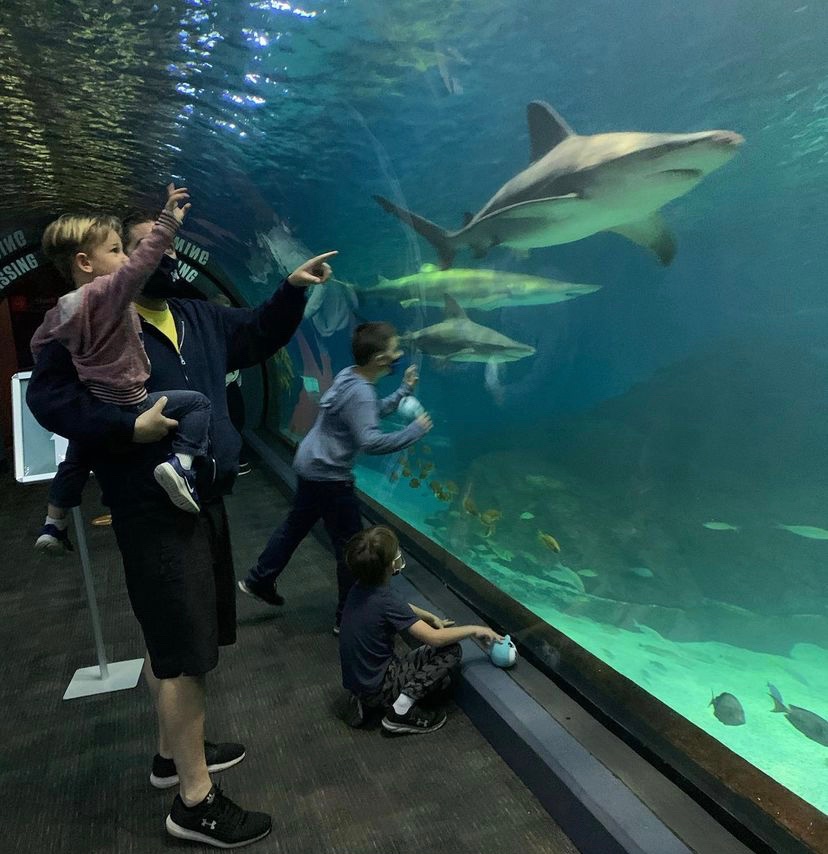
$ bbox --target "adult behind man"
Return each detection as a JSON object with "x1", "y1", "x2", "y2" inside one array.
[{"x1": 27, "y1": 204, "x2": 336, "y2": 848}]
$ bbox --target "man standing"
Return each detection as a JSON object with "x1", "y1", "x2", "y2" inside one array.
[{"x1": 28, "y1": 204, "x2": 335, "y2": 848}]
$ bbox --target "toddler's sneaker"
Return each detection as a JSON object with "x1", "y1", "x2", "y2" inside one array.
[
  {"x1": 154, "y1": 455, "x2": 200, "y2": 514},
  {"x1": 34, "y1": 524, "x2": 74, "y2": 556},
  {"x1": 381, "y1": 704, "x2": 447, "y2": 735}
]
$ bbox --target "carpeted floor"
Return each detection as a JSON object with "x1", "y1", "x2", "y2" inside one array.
[{"x1": 0, "y1": 463, "x2": 579, "y2": 854}]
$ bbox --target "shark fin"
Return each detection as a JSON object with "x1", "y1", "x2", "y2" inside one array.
[
  {"x1": 527, "y1": 101, "x2": 574, "y2": 162},
  {"x1": 373, "y1": 195, "x2": 455, "y2": 269},
  {"x1": 610, "y1": 214, "x2": 676, "y2": 265},
  {"x1": 377, "y1": 274, "x2": 389, "y2": 284},
  {"x1": 443, "y1": 294, "x2": 468, "y2": 319}
]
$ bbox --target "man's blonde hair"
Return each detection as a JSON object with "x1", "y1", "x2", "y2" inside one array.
[{"x1": 41, "y1": 213, "x2": 122, "y2": 283}]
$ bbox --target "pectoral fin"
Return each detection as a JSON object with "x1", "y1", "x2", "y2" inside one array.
[{"x1": 610, "y1": 214, "x2": 676, "y2": 265}]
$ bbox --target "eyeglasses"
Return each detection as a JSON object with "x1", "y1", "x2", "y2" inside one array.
[{"x1": 392, "y1": 551, "x2": 406, "y2": 573}]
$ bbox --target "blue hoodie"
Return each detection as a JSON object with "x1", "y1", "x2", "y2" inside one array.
[{"x1": 293, "y1": 366, "x2": 426, "y2": 481}]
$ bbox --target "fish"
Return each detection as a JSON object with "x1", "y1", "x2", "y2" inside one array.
[
  {"x1": 374, "y1": 100, "x2": 743, "y2": 268},
  {"x1": 768, "y1": 683, "x2": 828, "y2": 747},
  {"x1": 389, "y1": 472, "x2": 399, "y2": 482},
  {"x1": 703, "y1": 522, "x2": 740, "y2": 531},
  {"x1": 402, "y1": 467, "x2": 412, "y2": 477},
  {"x1": 548, "y1": 562, "x2": 585, "y2": 593},
  {"x1": 519, "y1": 511, "x2": 535, "y2": 520},
  {"x1": 360, "y1": 264, "x2": 601, "y2": 311},
  {"x1": 709, "y1": 692, "x2": 746, "y2": 726},
  {"x1": 402, "y1": 295, "x2": 536, "y2": 365},
  {"x1": 627, "y1": 566, "x2": 654, "y2": 579},
  {"x1": 776, "y1": 525, "x2": 828, "y2": 540},
  {"x1": 410, "y1": 478, "x2": 421, "y2": 488},
  {"x1": 480, "y1": 509, "x2": 502, "y2": 525},
  {"x1": 437, "y1": 491, "x2": 451, "y2": 502},
  {"x1": 444, "y1": 481, "x2": 459, "y2": 494},
  {"x1": 463, "y1": 496, "x2": 479, "y2": 516},
  {"x1": 577, "y1": 569, "x2": 598, "y2": 578},
  {"x1": 537, "y1": 531, "x2": 561, "y2": 553}
]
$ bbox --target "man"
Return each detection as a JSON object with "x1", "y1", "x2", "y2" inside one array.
[{"x1": 27, "y1": 204, "x2": 336, "y2": 848}]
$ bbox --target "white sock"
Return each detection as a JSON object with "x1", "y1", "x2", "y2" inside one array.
[
  {"x1": 175, "y1": 453, "x2": 194, "y2": 470},
  {"x1": 393, "y1": 693, "x2": 415, "y2": 715},
  {"x1": 46, "y1": 515, "x2": 68, "y2": 531}
]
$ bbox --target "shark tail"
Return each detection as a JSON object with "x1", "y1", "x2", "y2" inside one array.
[
  {"x1": 767, "y1": 682, "x2": 788, "y2": 714},
  {"x1": 373, "y1": 195, "x2": 455, "y2": 269}
]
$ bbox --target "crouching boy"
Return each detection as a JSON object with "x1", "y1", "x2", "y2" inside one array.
[{"x1": 339, "y1": 526, "x2": 502, "y2": 734}]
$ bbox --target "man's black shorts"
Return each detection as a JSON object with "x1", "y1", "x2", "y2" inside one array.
[{"x1": 112, "y1": 497, "x2": 237, "y2": 679}]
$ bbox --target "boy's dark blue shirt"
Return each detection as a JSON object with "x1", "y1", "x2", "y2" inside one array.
[{"x1": 339, "y1": 581, "x2": 418, "y2": 696}]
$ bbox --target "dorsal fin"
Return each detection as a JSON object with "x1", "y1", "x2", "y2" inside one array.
[
  {"x1": 462, "y1": 211, "x2": 474, "y2": 226},
  {"x1": 527, "y1": 101, "x2": 574, "y2": 162},
  {"x1": 444, "y1": 294, "x2": 467, "y2": 319}
]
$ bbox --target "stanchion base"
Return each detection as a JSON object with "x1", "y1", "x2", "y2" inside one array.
[{"x1": 63, "y1": 658, "x2": 144, "y2": 700}]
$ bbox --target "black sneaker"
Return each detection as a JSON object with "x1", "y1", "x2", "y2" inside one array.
[
  {"x1": 150, "y1": 741, "x2": 246, "y2": 789},
  {"x1": 166, "y1": 785, "x2": 271, "y2": 848},
  {"x1": 237, "y1": 461, "x2": 252, "y2": 476},
  {"x1": 381, "y1": 704, "x2": 447, "y2": 735},
  {"x1": 237, "y1": 578, "x2": 284, "y2": 607},
  {"x1": 34, "y1": 523, "x2": 74, "y2": 556}
]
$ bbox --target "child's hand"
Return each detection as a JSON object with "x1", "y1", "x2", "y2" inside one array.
[
  {"x1": 403, "y1": 365, "x2": 419, "y2": 388},
  {"x1": 288, "y1": 251, "x2": 338, "y2": 287},
  {"x1": 473, "y1": 626, "x2": 504, "y2": 646},
  {"x1": 415, "y1": 413, "x2": 433, "y2": 432},
  {"x1": 164, "y1": 182, "x2": 191, "y2": 225}
]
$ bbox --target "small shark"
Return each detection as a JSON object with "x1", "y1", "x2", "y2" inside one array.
[
  {"x1": 402, "y1": 295, "x2": 536, "y2": 364},
  {"x1": 359, "y1": 263, "x2": 600, "y2": 311},
  {"x1": 375, "y1": 100, "x2": 743, "y2": 268}
]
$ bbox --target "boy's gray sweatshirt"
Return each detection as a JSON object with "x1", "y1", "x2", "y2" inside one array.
[{"x1": 293, "y1": 366, "x2": 426, "y2": 482}]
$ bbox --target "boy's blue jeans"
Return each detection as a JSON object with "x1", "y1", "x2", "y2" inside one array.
[{"x1": 249, "y1": 476, "x2": 362, "y2": 623}]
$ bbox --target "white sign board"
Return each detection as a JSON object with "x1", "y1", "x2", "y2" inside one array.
[{"x1": 11, "y1": 371, "x2": 67, "y2": 483}]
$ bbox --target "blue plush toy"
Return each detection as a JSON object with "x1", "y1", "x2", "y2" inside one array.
[{"x1": 489, "y1": 634, "x2": 517, "y2": 668}]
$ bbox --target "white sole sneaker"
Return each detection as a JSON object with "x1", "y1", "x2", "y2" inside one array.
[
  {"x1": 35, "y1": 535, "x2": 68, "y2": 556},
  {"x1": 154, "y1": 462, "x2": 200, "y2": 513}
]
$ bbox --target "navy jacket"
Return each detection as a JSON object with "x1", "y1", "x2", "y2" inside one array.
[{"x1": 27, "y1": 281, "x2": 305, "y2": 515}]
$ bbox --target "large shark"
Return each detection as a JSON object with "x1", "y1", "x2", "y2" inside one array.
[
  {"x1": 360, "y1": 263, "x2": 600, "y2": 311},
  {"x1": 402, "y1": 295, "x2": 536, "y2": 364},
  {"x1": 374, "y1": 101, "x2": 743, "y2": 268}
]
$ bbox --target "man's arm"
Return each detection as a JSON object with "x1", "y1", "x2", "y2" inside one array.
[{"x1": 216, "y1": 280, "x2": 307, "y2": 371}]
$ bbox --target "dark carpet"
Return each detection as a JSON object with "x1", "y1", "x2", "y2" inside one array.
[{"x1": 0, "y1": 464, "x2": 579, "y2": 854}]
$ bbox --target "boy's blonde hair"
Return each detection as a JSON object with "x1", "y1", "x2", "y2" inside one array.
[
  {"x1": 345, "y1": 526, "x2": 399, "y2": 585},
  {"x1": 41, "y1": 213, "x2": 122, "y2": 283}
]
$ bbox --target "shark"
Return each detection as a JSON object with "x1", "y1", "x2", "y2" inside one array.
[
  {"x1": 402, "y1": 295, "x2": 536, "y2": 364},
  {"x1": 374, "y1": 100, "x2": 744, "y2": 268},
  {"x1": 359, "y1": 263, "x2": 600, "y2": 311}
]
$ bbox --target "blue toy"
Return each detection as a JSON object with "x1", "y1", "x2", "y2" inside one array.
[{"x1": 489, "y1": 634, "x2": 517, "y2": 668}]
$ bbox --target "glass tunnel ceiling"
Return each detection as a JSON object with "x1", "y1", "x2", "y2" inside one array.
[{"x1": 3, "y1": 0, "x2": 828, "y2": 847}]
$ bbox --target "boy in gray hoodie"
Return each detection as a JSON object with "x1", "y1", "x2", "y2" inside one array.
[{"x1": 239, "y1": 322, "x2": 432, "y2": 631}]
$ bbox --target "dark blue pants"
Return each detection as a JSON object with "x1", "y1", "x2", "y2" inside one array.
[
  {"x1": 137, "y1": 390, "x2": 211, "y2": 458},
  {"x1": 249, "y1": 477, "x2": 362, "y2": 623},
  {"x1": 48, "y1": 441, "x2": 92, "y2": 508}
]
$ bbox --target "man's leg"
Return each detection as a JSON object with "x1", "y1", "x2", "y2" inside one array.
[{"x1": 143, "y1": 653, "x2": 171, "y2": 757}]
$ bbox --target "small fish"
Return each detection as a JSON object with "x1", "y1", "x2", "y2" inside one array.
[
  {"x1": 776, "y1": 524, "x2": 828, "y2": 540},
  {"x1": 577, "y1": 569, "x2": 598, "y2": 578},
  {"x1": 410, "y1": 478, "x2": 421, "y2": 488},
  {"x1": 703, "y1": 522, "x2": 739, "y2": 532},
  {"x1": 480, "y1": 509, "x2": 502, "y2": 526},
  {"x1": 709, "y1": 692, "x2": 746, "y2": 726},
  {"x1": 437, "y1": 491, "x2": 451, "y2": 502},
  {"x1": 444, "y1": 480, "x2": 459, "y2": 494},
  {"x1": 768, "y1": 683, "x2": 828, "y2": 747},
  {"x1": 430, "y1": 480, "x2": 442, "y2": 491},
  {"x1": 463, "y1": 497, "x2": 478, "y2": 516},
  {"x1": 402, "y1": 467, "x2": 412, "y2": 477},
  {"x1": 389, "y1": 472, "x2": 399, "y2": 482},
  {"x1": 537, "y1": 531, "x2": 561, "y2": 553},
  {"x1": 519, "y1": 512, "x2": 535, "y2": 520},
  {"x1": 627, "y1": 566, "x2": 654, "y2": 579}
]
